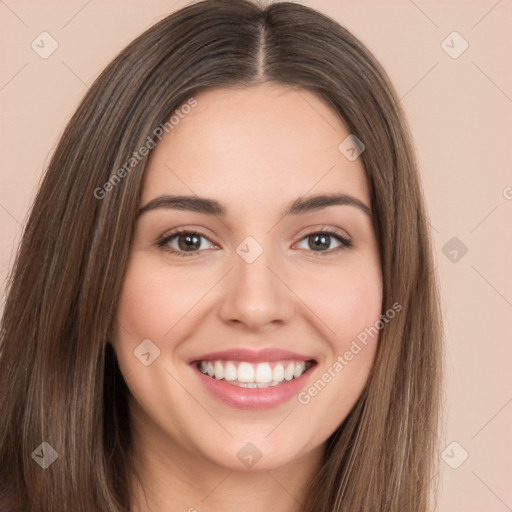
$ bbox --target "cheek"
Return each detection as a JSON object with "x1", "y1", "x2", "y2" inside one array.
[
  {"x1": 297, "y1": 257, "x2": 383, "y2": 350},
  {"x1": 115, "y1": 258, "x2": 200, "y2": 343},
  {"x1": 295, "y1": 262, "x2": 382, "y2": 415},
  {"x1": 110, "y1": 258, "x2": 185, "y2": 391},
  {"x1": 110, "y1": 258, "x2": 198, "y2": 423},
  {"x1": 334, "y1": 271, "x2": 382, "y2": 343}
]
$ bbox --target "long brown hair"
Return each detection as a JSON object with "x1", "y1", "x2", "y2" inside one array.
[{"x1": 0, "y1": 1, "x2": 443, "y2": 510}]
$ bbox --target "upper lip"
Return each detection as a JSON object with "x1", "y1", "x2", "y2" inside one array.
[{"x1": 188, "y1": 348, "x2": 316, "y2": 364}]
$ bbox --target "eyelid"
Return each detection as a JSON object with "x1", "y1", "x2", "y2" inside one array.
[
  {"x1": 156, "y1": 227, "x2": 217, "y2": 257},
  {"x1": 294, "y1": 224, "x2": 351, "y2": 243},
  {"x1": 292, "y1": 226, "x2": 352, "y2": 254}
]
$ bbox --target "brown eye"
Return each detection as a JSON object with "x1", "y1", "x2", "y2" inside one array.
[
  {"x1": 296, "y1": 230, "x2": 352, "y2": 254},
  {"x1": 157, "y1": 230, "x2": 215, "y2": 257},
  {"x1": 176, "y1": 233, "x2": 202, "y2": 251}
]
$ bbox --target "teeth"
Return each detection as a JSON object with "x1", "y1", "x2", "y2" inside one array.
[
  {"x1": 255, "y1": 363, "x2": 273, "y2": 383},
  {"x1": 238, "y1": 362, "x2": 254, "y2": 383},
  {"x1": 294, "y1": 362, "x2": 306, "y2": 378},
  {"x1": 272, "y1": 363, "x2": 284, "y2": 382},
  {"x1": 225, "y1": 362, "x2": 237, "y2": 381},
  {"x1": 284, "y1": 363, "x2": 295, "y2": 381},
  {"x1": 196, "y1": 359, "x2": 311, "y2": 386},
  {"x1": 214, "y1": 361, "x2": 224, "y2": 380}
]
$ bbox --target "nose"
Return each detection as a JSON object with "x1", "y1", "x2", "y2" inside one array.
[{"x1": 218, "y1": 242, "x2": 294, "y2": 331}]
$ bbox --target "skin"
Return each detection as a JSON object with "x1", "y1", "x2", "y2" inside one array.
[{"x1": 111, "y1": 83, "x2": 383, "y2": 512}]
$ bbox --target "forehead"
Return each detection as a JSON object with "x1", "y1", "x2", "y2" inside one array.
[{"x1": 141, "y1": 84, "x2": 370, "y2": 213}]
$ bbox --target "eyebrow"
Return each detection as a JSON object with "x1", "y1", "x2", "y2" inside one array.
[{"x1": 138, "y1": 193, "x2": 372, "y2": 218}]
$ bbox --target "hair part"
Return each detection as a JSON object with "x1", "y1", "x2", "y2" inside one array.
[{"x1": 0, "y1": 1, "x2": 443, "y2": 511}]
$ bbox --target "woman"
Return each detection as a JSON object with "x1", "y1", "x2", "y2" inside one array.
[{"x1": 0, "y1": 0, "x2": 443, "y2": 510}]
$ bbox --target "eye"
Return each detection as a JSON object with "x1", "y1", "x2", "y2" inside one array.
[
  {"x1": 157, "y1": 229, "x2": 217, "y2": 257},
  {"x1": 295, "y1": 228, "x2": 352, "y2": 255},
  {"x1": 157, "y1": 227, "x2": 352, "y2": 258}
]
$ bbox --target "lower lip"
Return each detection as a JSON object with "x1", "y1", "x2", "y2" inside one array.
[{"x1": 192, "y1": 364, "x2": 316, "y2": 409}]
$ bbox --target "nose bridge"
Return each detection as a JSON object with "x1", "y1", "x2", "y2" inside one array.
[{"x1": 218, "y1": 234, "x2": 292, "y2": 328}]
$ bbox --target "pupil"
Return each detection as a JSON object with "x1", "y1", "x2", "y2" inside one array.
[
  {"x1": 179, "y1": 234, "x2": 200, "y2": 251},
  {"x1": 310, "y1": 234, "x2": 329, "y2": 251}
]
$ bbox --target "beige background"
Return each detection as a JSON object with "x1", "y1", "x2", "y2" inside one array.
[{"x1": 1, "y1": 1, "x2": 511, "y2": 510}]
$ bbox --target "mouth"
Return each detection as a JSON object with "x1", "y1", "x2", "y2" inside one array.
[
  {"x1": 188, "y1": 348, "x2": 318, "y2": 409},
  {"x1": 193, "y1": 359, "x2": 316, "y2": 388}
]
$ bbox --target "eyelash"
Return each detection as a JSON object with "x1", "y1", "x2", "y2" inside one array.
[{"x1": 156, "y1": 227, "x2": 352, "y2": 258}]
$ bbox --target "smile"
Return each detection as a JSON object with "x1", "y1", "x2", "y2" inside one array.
[
  {"x1": 188, "y1": 347, "x2": 318, "y2": 408},
  {"x1": 196, "y1": 359, "x2": 315, "y2": 388}
]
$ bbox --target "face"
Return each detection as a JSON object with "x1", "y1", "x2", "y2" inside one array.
[{"x1": 112, "y1": 83, "x2": 382, "y2": 474}]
